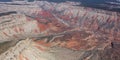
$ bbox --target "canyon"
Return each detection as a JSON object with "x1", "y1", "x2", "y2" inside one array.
[{"x1": 0, "y1": 1, "x2": 120, "y2": 60}]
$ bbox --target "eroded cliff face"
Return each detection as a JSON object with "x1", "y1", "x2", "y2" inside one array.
[{"x1": 0, "y1": 1, "x2": 120, "y2": 60}]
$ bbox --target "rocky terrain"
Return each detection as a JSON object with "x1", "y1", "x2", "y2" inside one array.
[{"x1": 0, "y1": 1, "x2": 120, "y2": 60}]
